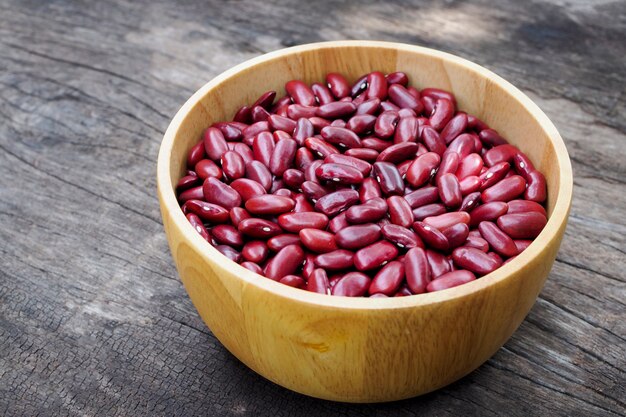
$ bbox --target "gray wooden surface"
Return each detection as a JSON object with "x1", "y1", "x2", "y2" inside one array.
[{"x1": 1, "y1": 1, "x2": 624, "y2": 415}]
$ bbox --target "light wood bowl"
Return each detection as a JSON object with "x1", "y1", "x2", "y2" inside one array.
[{"x1": 157, "y1": 41, "x2": 573, "y2": 402}]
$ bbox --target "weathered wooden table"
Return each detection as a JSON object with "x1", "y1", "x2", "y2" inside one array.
[{"x1": 1, "y1": 1, "x2": 624, "y2": 415}]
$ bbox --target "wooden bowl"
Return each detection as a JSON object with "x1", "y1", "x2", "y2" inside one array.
[{"x1": 157, "y1": 41, "x2": 572, "y2": 402}]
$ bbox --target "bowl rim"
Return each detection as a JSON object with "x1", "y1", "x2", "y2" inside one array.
[{"x1": 157, "y1": 40, "x2": 573, "y2": 310}]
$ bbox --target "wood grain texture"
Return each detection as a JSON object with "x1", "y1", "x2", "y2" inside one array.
[{"x1": 0, "y1": 0, "x2": 624, "y2": 415}]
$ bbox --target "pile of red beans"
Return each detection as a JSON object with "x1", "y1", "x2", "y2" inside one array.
[{"x1": 177, "y1": 71, "x2": 548, "y2": 297}]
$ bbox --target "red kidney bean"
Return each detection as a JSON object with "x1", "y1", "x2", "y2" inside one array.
[
  {"x1": 278, "y1": 212, "x2": 329, "y2": 232},
  {"x1": 245, "y1": 195, "x2": 295, "y2": 215},
  {"x1": 478, "y1": 128, "x2": 506, "y2": 147},
  {"x1": 301, "y1": 181, "x2": 330, "y2": 202},
  {"x1": 315, "y1": 163, "x2": 364, "y2": 185},
  {"x1": 497, "y1": 212, "x2": 547, "y2": 239},
  {"x1": 245, "y1": 161, "x2": 272, "y2": 192},
  {"x1": 478, "y1": 221, "x2": 518, "y2": 257},
  {"x1": 458, "y1": 191, "x2": 480, "y2": 213},
  {"x1": 507, "y1": 199, "x2": 547, "y2": 216},
  {"x1": 251, "y1": 105, "x2": 271, "y2": 122},
  {"x1": 295, "y1": 147, "x2": 315, "y2": 170},
  {"x1": 307, "y1": 268, "x2": 330, "y2": 294},
  {"x1": 464, "y1": 235, "x2": 490, "y2": 252},
  {"x1": 366, "y1": 71, "x2": 388, "y2": 100},
  {"x1": 421, "y1": 95, "x2": 437, "y2": 116},
  {"x1": 481, "y1": 175, "x2": 526, "y2": 202},
  {"x1": 525, "y1": 170, "x2": 547, "y2": 203},
  {"x1": 380, "y1": 100, "x2": 400, "y2": 112},
  {"x1": 346, "y1": 197, "x2": 388, "y2": 224},
  {"x1": 178, "y1": 186, "x2": 205, "y2": 203},
  {"x1": 203, "y1": 127, "x2": 229, "y2": 161},
  {"x1": 412, "y1": 203, "x2": 447, "y2": 220},
  {"x1": 369, "y1": 261, "x2": 405, "y2": 296},
  {"x1": 299, "y1": 229, "x2": 338, "y2": 253},
  {"x1": 360, "y1": 138, "x2": 390, "y2": 153},
  {"x1": 252, "y1": 90, "x2": 276, "y2": 110},
  {"x1": 404, "y1": 247, "x2": 431, "y2": 294},
  {"x1": 440, "y1": 113, "x2": 468, "y2": 144},
  {"x1": 388, "y1": 84, "x2": 422, "y2": 112},
  {"x1": 429, "y1": 98, "x2": 455, "y2": 131},
  {"x1": 287, "y1": 104, "x2": 318, "y2": 120},
  {"x1": 405, "y1": 152, "x2": 439, "y2": 187},
  {"x1": 375, "y1": 111, "x2": 399, "y2": 139},
  {"x1": 241, "y1": 261, "x2": 263, "y2": 274},
  {"x1": 421, "y1": 126, "x2": 446, "y2": 156},
  {"x1": 308, "y1": 116, "x2": 331, "y2": 133},
  {"x1": 282, "y1": 169, "x2": 305, "y2": 191},
  {"x1": 212, "y1": 224, "x2": 244, "y2": 247},
  {"x1": 324, "y1": 154, "x2": 372, "y2": 177},
  {"x1": 350, "y1": 74, "x2": 369, "y2": 97},
  {"x1": 355, "y1": 98, "x2": 380, "y2": 115},
  {"x1": 304, "y1": 160, "x2": 323, "y2": 183},
  {"x1": 220, "y1": 151, "x2": 245, "y2": 181},
  {"x1": 274, "y1": 188, "x2": 294, "y2": 198},
  {"x1": 187, "y1": 141, "x2": 206, "y2": 168},
  {"x1": 330, "y1": 119, "x2": 346, "y2": 128},
  {"x1": 305, "y1": 136, "x2": 340, "y2": 159},
  {"x1": 393, "y1": 116, "x2": 419, "y2": 144},
  {"x1": 315, "y1": 249, "x2": 354, "y2": 270},
  {"x1": 346, "y1": 114, "x2": 377, "y2": 135},
  {"x1": 242, "y1": 240, "x2": 269, "y2": 263},
  {"x1": 394, "y1": 286, "x2": 413, "y2": 297},
  {"x1": 387, "y1": 196, "x2": 414, "y2": 227},
  {"x1": 456, "y1": 153, "x2": 483, "y2": 180},
  {"x1": 335, "y1": 224, "x2": 381, "y2": 250},
  {"x1": 279, "y1": 275, "x2": 305, "y2": 288},
  {"x1": 427, "y1": 270, "x2": 475, "y2": 292},
  {"x1": 483, "y1": 144, "x2": 518, "y2": 166},
  {"x1": 320, "y1": 126, "x2": 362, "y2": 149},
  {"x1": 234, "y1": 105, "x2": 252, "y2": 124},
  {"x1": 216, "y1": 245, "x2": 242, "y2": 262},
  {"x1": 354, "y1": 241, "x2": 399, "y2": 271},
  {"x1": 404, "y1": 186, "x2": 440, "y2": 209},
  {"x1": 381, "y1": 223, "x2": 422, "y2": 249},
  {"x1": 514, "y1": 239, "x2": 533, "y2": 253},
  {"x1": 426, "y1": 249, "x2": 451, "y2": 278},
  {"x1": 238, "y1": 218, "x2": 282, "y2": 239},
  {"x1": 311, "y1": 82, "x2": 335, "y2": 105},
  {"x1": 512, "y1": 152, "x2": 535, "y2": 179},
  {"x1": 301, "y1": 254, "x2": 316, "y2": 279},
  {"x1": 203, "y1": 177, "x2": 241, "y2": 210},
  {"x1": 372, "y1": 162, "x2": 404, "y2": 195},
  {"x1": 459, "y1": 176, "x2": 481, "y2": 195},
  {"x1": 469, "y1": 202, "x2": 508, "y2": 226},
  {"x1": 267, "y1": 234, "x2": 301, "y2": 252},
  {"x1": 268, "y1": 114, "x2": 297, "y2": 134},
  {"x1": 437, "y1": 173, "x2": 462, "y2": 208},
  {"x1": 215, "y1": 122, "x2": 242, "y2": 141},
  {"x1": 291, "y1": 118, "x2": 313, "y2": 145},
  {"x1": 441, "y1": 222, "x2": 469, "y2": 249},
  {"x1": 314, "y1": 189, "x2": 359, "y2": 216},
  {"x1": 327, "y1": 212, "x2": 347, "y2": 234},
  {"x1": 316, "y1": 101, "x2": 357, "y2": 119},
  {"x1": 434, "y1": 152, "x2": 460, "y2": 184},
  {"x1": 446, "y1": 133, "x2": 476, "y2": 159},
  {"x1": 271, "y1": 95, "x2": 292, "y2": 112},
  {"x1": 344, "y1": 148, "x2": 379, "y2": 161},
  {"x1": 268, "y1": 138, "x2": 297, "y2": 177},
  {"x1": 423, "y1": 211, "x2": 470, "y2": 230},
  {"x1": 195, "y1": 159, "x2": 223, "y2": 181},
  {"x1": 265, "y1": 244, "x2": 305, "y2": 280},
  {"x1": 186, "y1": 213, "x2": 211, "y2": 241},
  {"x1": 252, "y1": 131, "x2": 274, "y2": 166},
  {"x1": 421, "y1": 88, "x2": 456, "y2": 108},
  {"x1": 326, "y1": 73, "x2": 350, "y2": 99},
  {"x1": 232, "y1": 143, "x2": 254, "y2": 165},
  {"x1": 479, "y1": 162, "x2": 510, "y2": 190},
  {"x1": 385, "y1": 72, "x2": 408, "y2": 86},
  {"x1": 332, "y1": 272, "x2": 371, "y2": 297},
  {"x1": 177, "y1": 174, "x2": 201, "y2": 192},
  {"x1": 413, "y1": 222, "x2": 449, "y2": 251},
  {"x1": 292, "y1": 193, "x2": 314, "y2": 213},
  {"x1": 242, "y1": 121, "x2": 270, "y2": 144},
  {"x1": 285, "y1": 80, "x2": 316, "y2": 106},
  {"x1": 377, "y1": 143, "x2": 418, "y2": 164},
  {"x1": 452, "y1": 246, "x2": 501, "y2": 275}
]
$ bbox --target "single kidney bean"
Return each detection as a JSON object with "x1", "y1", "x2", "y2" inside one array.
[
  {"x1": 381, "y1": 223, "x2": 423, "y2": 249},
  {"x1": 315, "y1": 163, "x2": 364, "y2": 185},
  {"x1": 265, "y1": 244, "x2": 305, "y2": 280},
  {"x1": 285, "y1": 80, "x2": 316, "y2": 106},
  {"x1": 479, "y1": 129, "x2": 507, "y2": 147},
  {"x1": 292, "y1": 193, "x2": 315, "y2": 213},
  {"x1": 405, "y1": 247, "x2": 431, "y2": 294},
  {"x1": 484, "y1": 144, "x2": 518, "y2": 166},
  {"x1": 304, "y1": 160, "x2": 323, "y2": 183},
  {"x1": 405, "y1": 152, "x2": 439, "y2": 188},
  {"x1": 442, "y1": 222, "x2": 470, "y2": 249},
  {"x1": 186, "y1": 213, "x2": 211, "y2": 241},
  {"x1": 354, "y1": 241, "x2": 399, "y2": 271},
  {"x1": 420, "y1": 87, "x2": 456, "y2": 108},
  {"x1": 426, "y1": 249, "x2": 451, "y2": 278},
  {"x1": 267, "y1": 234, "x2": 301, "y2": 252},
  {"x1": 387, "y1": 196, "x2": 414, "y2": 227},
  {"x1": 241, "y1": 261, "x2": 263, "y2": 274},
  {"x1": 361, "y1": 137, "x2": 392, "y2": 152},
  {"x1": 404, "y1": 186, "x2": 440, "y2": 209},
  {"x1": 479, "y1": 162, "x2": 511, "y2": 190},
  {"x1": 481, "y1": 175, "x2": 526, "y2": 203},
  {"x1": 215, "y1": 122, "x2": 242, "y2": 141},
  {"x1": 380, "y1": 100, "x2": 400, "y2": 112},
  {"x1": 203, "y1": 177, "x2": 241, "y2": 210},
  {"x1": 429, "y1": 98, "x2": 455, "y2": 131},
  {"x1": 305, "y1": 136, "x2": 340, "y2": 159},
  {"x1": 242, "y1": 240, "x2": 269, "y2": 263},
  {"x1": 412, "y1": 203, "x2": 447, "y2": 221},
  {"x1": 469, "y1": 203, "x2": 508, "y2": 228},
  {"x1": 346, "y1": 114, "x2": 377, "y2": 135},
  {"x1": 446, "y1": 133, "x2": 476, "y2": 159},
  {"x1": 458, "y1": 192, "x2": 481, "y2": 213},
  {"x1": 512, "y1": 152, "x2": 535, "y2": 179},
  {"x1": 315, "y1": 249, "x2": 354, "y2": 270},
  {"x1": 375, "y1": 111, "x2": 399, "y2": 139},
  {"x1": 278, "y1": 212, "x2": 329, "y2": 232},
  {"x1": 437, "y1": 173, "x2": 462, "y2": 208},
  {"x1": 316, "y1": 101, "x2": 357, "y2": 119},
  {"x1": 345, "y1": 147, "x2": 379, "y2": 161},
  {"x1": 497, "y1": 212, "x2": 547, "y2": 239},
  {"x1": 195, "y1": 159, "x2": 223, "y2": 180},
  {"x1": 421, "y1": 95, "x2": 437, "y2": 116},
  {"x1": 413, "y1": 222, "x2": 449, "y2": 251},
  {"x1": 326, "y1": 73, "x2": 350, "y2": 99},
  {"x1": 288, "y1": 105, "x2": 318, "y2": 121},
  {"x1": 178, "y1": 186, "x2": 205, "y2": 203},
  {"x1": 177, "y1": 174, "x2": 201, "y2": 192},
  {"x1": 507, "y1": 199, "x2": 547, "y2": 216},
  {"x1": 302, "y1": 181, "x2": 331, "y2": 202},
  {"x1": 308, "y1": 116, "x2": 331, "y2": 133},
  {"x1": 525, "y1": 170, "x2": 547, "y2": 203},
  {"x1": 366, "y1": 71, "x2": 388, "y2": 100},
  {"x1": 216, "y1": 245, "x2": 242, "y2": 263},
  {"x1": 459, "y1": 176, "x2": 481, "y2": 195},
  {"x1": 279, "y1": 275, "x2": 305, "y2": 288},
  {"x1": 252, "y1": 90, "x2": 276, "y2": 110},
  {"x1": 301, "y1": 254, "x2": 316, "y2": 279},
  {"x1": 238, "y1": 218, "x2": 282, "y2": 239},
  {"x1": 242, "y1": 121, "x2": 270, "y2": 143},
  {"x1": 271, "y1": 95, "x2": 292, "y2": 112},
  {"x1": 464, "y1": 235, "x2": 490, "y2": 252},
  {"x1": 232, "y1": 143, "x2": 254, "y2": 165},
  {"x1": 421, "y1": 126, "x2": 447, "y2": 156},
  {"x1": 388, "y1": 84, "x2": 422, "y2": 112},
  {"x1": 321, "y1": 126, "x2": 362, "y2": 149},
  {"x1": 335, "y1": 223, "x2": 381, "y2": 250},
  {"x1": 282, "y1": 168, "x2": 305, "y2": 190},
  {"x1": 332, "y1": 272, "x2": 371, "y2": 297},
  {"x1": 373, "y1": 162, "x2": 405, "y2": 195},
  {"x1": 394, "y1": 286, "x2": 413, "y2": 297},
  {"x1": 328, "y1": 212, "x2": 348, "y2": 234},
  {"x1": 393, "y1": 116, "x2": 419, "y2": 143},
  {"x1": 514, "y1": 239, "x2": 533, "y2": 253},
  {"x1": 212, "y1": 224, "x2": 244, "y2": 247},
  {"x1": 369, "y1": 261, "x2": 405, "y2": 296},
  {"x1": 452, "y1": 246, "x2": 501, "y2": 275},
  {"x1": 251, "y1": 105, "x2": 271, "y2": 122},
  {"x1": 456, "y1": 153, "x2": 484, "y2": 180},
  {"x1": 440, "y1": 113, "x2": 468, "y2": 144},
  {"x1": 295, "y1": 147, "x2": 315, "y2": 170},
  {"x1": 245, "y1": 195, "x2": 295, "y2": 215},
  {"x1": 203, "y1": 127, "x2": 229, "y2": 161},
  {"x1": 245, "y1": 161, "x2": 272, "y2": 191},
  {"x1": 345, "y1": 197, "x2": 388, "y2": 224},
  {"x1": 307, "y1": 268, "x2": 330, "y2": 294},
  {"x1": 220, "y1": 151, "x2": 245, "y2": 181},
  {"x1": 385, "y1": 71, "x2": 408, "y2": 86},
  {"x1": 269, "y1": 114, "x2": 297, "y2": 134},
  {"x1": 187, "y1": 141, "x2": 206, "y2": 168},
  {"x1": 427, "y1": 270, "x2": 476, "y2": 292},
  {"x1": 358, "y1": 177, "x2": 381, "y2": 203},
  {"x1": 435, "y1": 151, "x2": 460, "y2": 183},
  {"x1": 299, "y1": 229, "x2": 338, "y2": 253},
  {"x1": 377, "y1": 143, "x2": 418, "y2": 164},
  {"x1": 423, "y1": 211, "x2": 470, "y2": 230},
  {"x1": 275, "y1": 188, "x2": 296, "y2": 199},
  {"x1": 478, "y1": 221, "x2": 518, "y2": 257},
  {"x1": 350, "y1": 74, "x2": 369, "y2": 97},
  {"x1": 269, "y1": 138, "x2": 297, "y2": 176},
  {"x1": 355, "y1": 97, "x2": 381, "y2": 115},
  {"x1": 290, "y1": 118, "x2": 313, "y2": 145},
  {"x1": 311, "y1": 82, "x2": 335, "y2": 105},
  {"x1": 314, "y1": 189, "x2": 359, "y2": 216},
  {"x1": 325, "y1": 154, "x2": 372, "y2": 176}
]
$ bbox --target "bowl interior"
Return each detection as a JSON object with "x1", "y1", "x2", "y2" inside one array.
[{"x1": 159, "y1": 41, "x2": 572, "y2": 308}]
